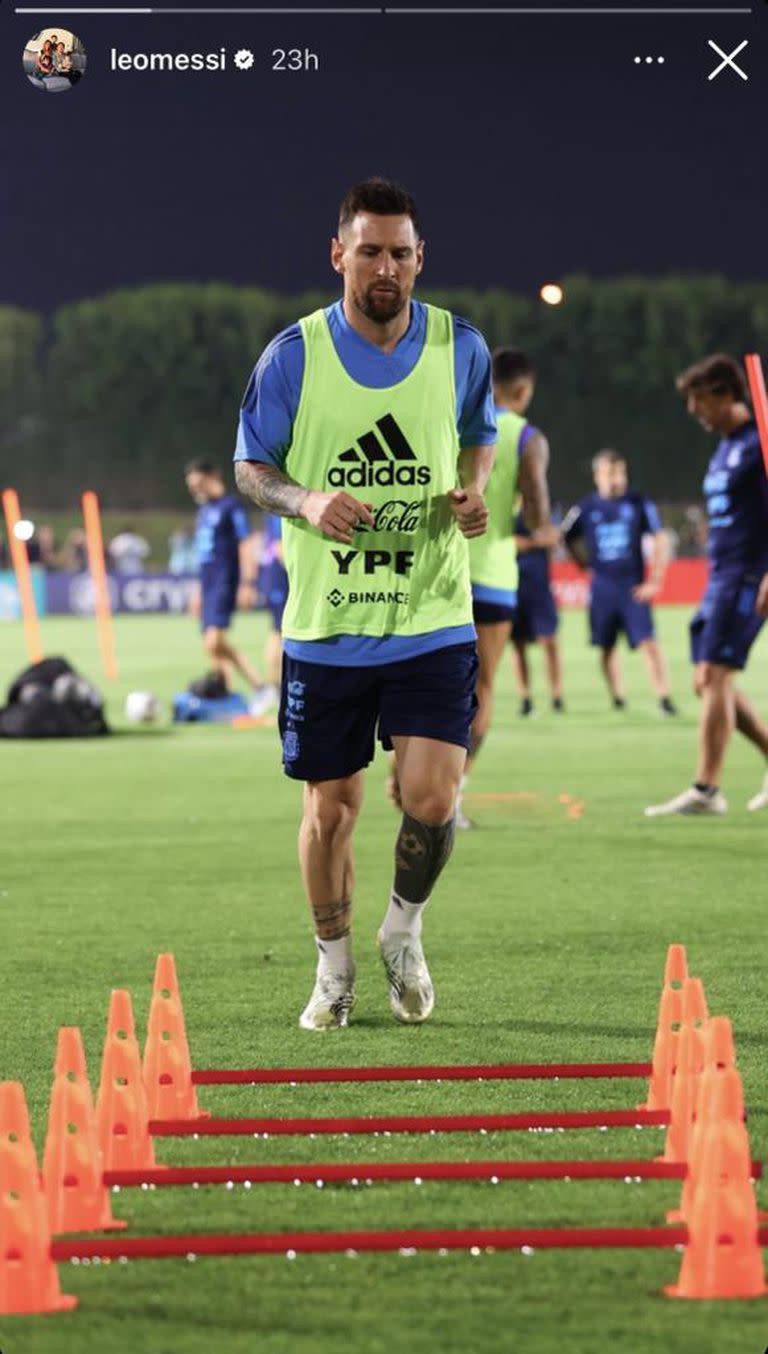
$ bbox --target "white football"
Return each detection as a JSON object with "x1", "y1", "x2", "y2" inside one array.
[{"x1": 125, "y1": 691, "x2": 162, "y2": 723}]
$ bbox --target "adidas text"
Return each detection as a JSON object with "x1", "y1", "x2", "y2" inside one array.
[{"x1": 328, "y1": 463, "x2": 431, "y2": 489}]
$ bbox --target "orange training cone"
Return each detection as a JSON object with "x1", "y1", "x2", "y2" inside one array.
[
  {"x1": 96, "y1": 990, "x2": 158, "y2": 1172},
  {"x1": 639, "y1": 945, "x2": 689, "y2": 1111},
  {"x1": 660, "y1": 1024, "x2": 702, "y2": 1164},
  {"x1": 668, "y1": 1067, "x2": 749, "y2": 1225},
  {"x1": 0, "y1": 1086, "x2": 77, "y2": 1315},
  {"x1": 0, "y1": 1080, "x2": 38, "y2": 1172},
  {"x1": 640, "y1": 983, "x2": 682, "y2": 1111},
  {"x1": 703, "y1": 1015, "x2": 736, "y2": 1071},
  {"x1": 666, "y1": 1125, "x2": 766, "y2": 1299},
  {"x1": 143, "y1": 953, "x2": 205, "y2": 1122},
  {"x1": 663, "y1": 943, "x2": 689, "y2": 988},
  {"x1": 43, "y1": 1028, "x2": 126, "y2": 1234}
]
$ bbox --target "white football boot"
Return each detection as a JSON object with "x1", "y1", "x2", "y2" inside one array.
[
  {"x1": 299, "y1": 968, "x2": 356, "y2": 1030},
  {"x1": 747, "y1": 771, "x2": 768, "y2": 812},
  {"x1": 249, "y1": 684, "x2": 279, "y2": 717},
  {"x1": 377, "y1": 930, "x2": 435, "y2": 1024},
  {"x1": 644, "y1": 786, "x2": 727, "y2": 818}
]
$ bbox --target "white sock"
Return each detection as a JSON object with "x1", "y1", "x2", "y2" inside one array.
[
  {"x1": 380, "y1": 890, "x2": 428, "y2": 941},
  {"x1": 315, "y1": 934, "x2": 354, "y2": 976},
  {"x1": 456, "y1": 773, "x2": 467, "y2": 813}
]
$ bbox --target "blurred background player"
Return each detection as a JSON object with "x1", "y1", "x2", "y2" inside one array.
[
  {"x1": 563, "y1": 450, "x2": 677, "y2": 715},
  {"x1": 646, "y1": 354, "x2": 768, "y2": 817},
  {"x1": 255, "y1": 512, "x2": 288, "y2": 714},
  {"x1": 184, "y1": 458, "x2": 263, "y2": 695},
  {"x1": 456, "y1": 348, "x2": 557, "y2": 827},
  {"x1": 512, "y1": 509, "x2": 563, "y2": 718}
]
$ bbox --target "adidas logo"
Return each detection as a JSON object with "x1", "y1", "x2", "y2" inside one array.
[{"x1": 327, "y1": 414, "x2": 431, "y2": 489}]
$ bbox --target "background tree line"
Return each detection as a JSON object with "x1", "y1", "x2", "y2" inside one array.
[{"x1": 1, "y1": 276, "x2": 766, "y2": 510}]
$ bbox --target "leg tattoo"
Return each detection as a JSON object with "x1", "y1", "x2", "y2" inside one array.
[
  {"x1": 394, "y1": 812, "x2": 456, "y2": 906},
  {"x1": 468, "y1": 730, "x2": 484, "y2": 761},
  {"x1": 313, "y1": 898, "x2": 351, "y2": 942}
]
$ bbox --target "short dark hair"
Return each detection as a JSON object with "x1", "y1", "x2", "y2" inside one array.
[
  {"x1": 338, "y1": 177, "x2": 421, "y2": 236},
  {"x1": 592, "y1": 448, "x2": 626, "y2": 473},
  {"x1": 492, "y1": 348, "x2": 536, "y2": 386},
  {"x1": 676, "y1": 353, "x2": 748, "y2": 403},
  {"x1": 184, "y1": 458, "x2": 221, "y2": 478}
]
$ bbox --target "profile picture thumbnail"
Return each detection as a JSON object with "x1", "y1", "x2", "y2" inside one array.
[{"x1": 24, "y1": 28, "x2": 86, "y2": 92}]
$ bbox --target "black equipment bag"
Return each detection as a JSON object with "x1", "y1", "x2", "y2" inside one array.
[{"x1": 0, "y1": 656, "x2": 110, "y2": 738}]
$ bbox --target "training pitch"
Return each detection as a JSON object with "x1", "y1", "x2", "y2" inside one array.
[{"x1": 2, "y1": 610, "x2": 766, "y2": 1354}]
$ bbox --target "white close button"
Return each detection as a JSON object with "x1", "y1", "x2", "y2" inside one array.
[{"x1": 707, "y1": 38, "x2": 749, "y2": 82}]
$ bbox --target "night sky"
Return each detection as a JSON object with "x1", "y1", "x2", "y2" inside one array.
[{"x1": 1, "y1": 0, "x2": 766, "y2": 311}]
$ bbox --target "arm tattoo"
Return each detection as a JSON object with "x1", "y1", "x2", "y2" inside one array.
[{"x1": 234, "y1": 461, "x2": 309, "y2": 519}]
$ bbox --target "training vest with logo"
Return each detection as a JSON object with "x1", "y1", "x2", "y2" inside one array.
[
  {"x1": 281, "y1": 305, "x2": 473, "y2": 641},
  {"x1": 468, "y1": 409, "x2": 525, "y2": 595}
]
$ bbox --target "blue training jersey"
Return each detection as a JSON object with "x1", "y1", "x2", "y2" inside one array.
[
  {"x1": 563, "y1": 492, "x2": 661, "y2": 586},
  {"x1": 234, "y1": 299, "x2": 496, "y2": 667},
  {"x1": 703, "y1": 421, "x2": 768, "y2": 576},
  {"x1": 195, "y1": 494, "x2": 250, "y2": 581},
  {"x1": 260, "y1": 513, "x2": 289, "y2": 605}
]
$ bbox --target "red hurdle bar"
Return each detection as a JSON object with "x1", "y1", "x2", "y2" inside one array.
[
  {"x1": 53, "y1": 1224, "x2": 695, "y2": 1261},
  {"x1": 104, "y1": 1157, "x2": 763, "y2": 1189},
  {"x1": 192, "y1": 1061, "x2": 651, "y2": 1086},
  {"x1": 150, "y1": 1108, "x2": 669, "y2": 1138}
]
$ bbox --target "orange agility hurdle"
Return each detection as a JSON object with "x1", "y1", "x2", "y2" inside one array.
[
  {"x1": 81, "y1": 490, "x2": 119, "y2": 682},
  {"x1": 745, "y1": 353, "x2": 768, "y2": 475},
  {"x1": 1, "y1": 488, "x2": 43, "y2": 663}
]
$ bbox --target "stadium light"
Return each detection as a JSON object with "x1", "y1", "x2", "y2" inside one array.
[
  {"x1": 540, "y1": 283, "x2": 565, "y2": 307},
  {"x1": 13, "y1": 519, "x2": 35, "y2": 542}
]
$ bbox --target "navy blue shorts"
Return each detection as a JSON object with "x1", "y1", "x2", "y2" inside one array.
[
  {"x1": 589, "y1": 576, "x2": 654, "y2": 650},
  {"x1": 690, "y1": 570, "x2": 765, "y2": 671},
  {"x1": 514, "y1": 580, "x2": 558, "y2": 643},
  {"x1": 472, "y1": 598, "x2": 516, "y2": 626},
  {"x1": 201, "y1": 578, "x2": 238, "y2": 631},
  {"x1": 279, "y1": 642, "x2": 479, "y2": 782},
  {"x1": 264, "y1": 565, "x2": 288, "y2": 632}
]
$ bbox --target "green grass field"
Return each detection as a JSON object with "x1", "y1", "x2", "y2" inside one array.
[{"x1": 2, "y1": 609, "x2": 767, "y2": 1354}]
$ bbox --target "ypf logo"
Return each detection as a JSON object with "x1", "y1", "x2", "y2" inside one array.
[
  {"x1": 328, "y1": 414, "x2": 431, "y2": 489},
  {"x1": 327, "y1": 588, "x2": 344, "y2": 608}
]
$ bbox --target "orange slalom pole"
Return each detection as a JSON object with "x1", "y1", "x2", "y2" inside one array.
[
  {"x1": 1, "y1": 489, "x2": 43, "y2": 663},
  {"x1": 745, "y1": 353, "x2": 768, "y2": 477},
  {"x1": 81, "y1": 490, "x2": 119, "y2": 681}
]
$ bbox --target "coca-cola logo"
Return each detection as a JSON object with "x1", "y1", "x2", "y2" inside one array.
[{"x1": 359, "y1": 500, "x2": 422, "y2": 534}]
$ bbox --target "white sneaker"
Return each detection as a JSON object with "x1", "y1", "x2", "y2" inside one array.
[
  {"x1": 644, "y1": 786, "x2": 727, "y2": 818},
  {"x1": 377, "y1": 930, "x2": 434, "y2": 1024},
  {"x1": 298, "y1": 969, "x2": 356, "y2": 1030},
  {"x1": 249, "y1": 685, "x2": 279, "y2": 717},
  {"x1": 747, "y1": 771, "x2": 768, "y2": 812},
  {"x1": 455, "y1": 803, "x2": 475, "y2": 831}
]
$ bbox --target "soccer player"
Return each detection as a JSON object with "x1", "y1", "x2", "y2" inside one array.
[
  {"x1": 254, "y1": 512, "x2": 288, "y2": 714},
  {"x1": 184, "y1": 458, "x2": 263, "y2": 693},
  {"x1": 512, "y1": 508, "x2": 564, "y2": 717},
  {"x1": 234, "y1": 177, "x2": 494, "y2": 1030},
  {"x1": 646, "y1": 354, "x2": 768, "y2": 817},
  {"x1": 563, "y1": 450, "x2": 677, "y2": 714},
  {"x1": 456, "y1": 348, "x2": 556, "y2": 826}
]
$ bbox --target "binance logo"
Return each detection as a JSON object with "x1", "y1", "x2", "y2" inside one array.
[
  {"x1": 328, "y1": 414, "x2": 431, "y2": 489},
  {"x1": 326, "y1": 588, "x2": 344, "y2": 608}
]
